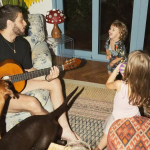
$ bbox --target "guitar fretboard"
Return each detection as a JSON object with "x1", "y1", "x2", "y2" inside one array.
[{"x1": 10, "y1": 65, "x2": 63, "y2": 83}]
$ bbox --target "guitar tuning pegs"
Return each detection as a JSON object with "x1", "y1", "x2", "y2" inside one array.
[{"x1": 65, "y1": 58, "x2": 70, "y2": 63}]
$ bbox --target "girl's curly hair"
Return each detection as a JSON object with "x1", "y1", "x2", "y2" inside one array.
[{"x1": 111, "y1": 20, "x2": 128, "y2": 41}]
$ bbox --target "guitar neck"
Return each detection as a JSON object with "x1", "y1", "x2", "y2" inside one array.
[{"x1": 10, "y1": 65, "x2": 63, "y2": 83}]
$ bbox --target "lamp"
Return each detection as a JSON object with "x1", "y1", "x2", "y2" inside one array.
[{"x1": 46, "y1": 9, "x2": 66, "y2": 39}]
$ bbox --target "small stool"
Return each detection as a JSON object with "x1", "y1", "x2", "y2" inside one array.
[{"x1": 107, "y1": 116, "x2": 150, "y2": 150}]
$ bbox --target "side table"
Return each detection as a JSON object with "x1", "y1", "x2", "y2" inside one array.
[{"x1": 47, "y1": 34, "x2": 75, "y2": 65}]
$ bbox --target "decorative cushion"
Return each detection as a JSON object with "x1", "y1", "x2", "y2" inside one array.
[
  {"x1": 32, "y1": 41, "x2": 52, "y2": 69},
  {"x1": 24, "y1": 14, "x2": 45, "y2": 50},
  {"x1": 107, "y1": 116, "x2": 150, "y2": 150}
]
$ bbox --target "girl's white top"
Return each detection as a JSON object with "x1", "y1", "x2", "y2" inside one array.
[{"x1": 112, "y1": 81, "x2": 140, "y2": 120}]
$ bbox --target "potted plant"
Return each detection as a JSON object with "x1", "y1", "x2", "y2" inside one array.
[{"x1": 2, "y1": 0, "x2": 43, "y2": 9}]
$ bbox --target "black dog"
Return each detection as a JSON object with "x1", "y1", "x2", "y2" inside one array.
[{"x1": 0, "y1": 85, "x2": 83, "y2": 150}]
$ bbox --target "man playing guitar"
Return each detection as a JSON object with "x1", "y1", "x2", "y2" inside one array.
[{"x1": 0, "y1": 4, "x2": 79, "y2": 141}]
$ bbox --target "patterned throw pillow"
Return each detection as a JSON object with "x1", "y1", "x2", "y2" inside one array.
[
  {"x1": 32, "y1": 42, "x2": 52, "y2": 69},
  {"x1": 107, "y1": 116, "x2": 150, "y2": 150},
  {"x1": 24, "y1": 14, "x2": 45, "y2": 50}
]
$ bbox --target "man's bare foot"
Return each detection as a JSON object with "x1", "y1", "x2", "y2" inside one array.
[
  {"x1": 61, "y1": 128, "x2": 81, "y2": 142},
  {"x1": 93, "y1": 146, "x2": 100, "y2": 150},
  {"x1": 74, "y1": 132, "x2": 81, "y2": 140}
]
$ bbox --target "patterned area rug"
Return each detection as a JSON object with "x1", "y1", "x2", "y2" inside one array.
[{"x1": 64, "y1": 79, "x2": 115, "y2": 148}]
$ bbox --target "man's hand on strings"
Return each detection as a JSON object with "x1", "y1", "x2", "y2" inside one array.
[{"x1": 46, "y1": 66, "x2": 60, "y2": 82}]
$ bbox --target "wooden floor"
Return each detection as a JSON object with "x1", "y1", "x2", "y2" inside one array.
[{"x1": 59, "y1": 58, "x2": 109, "y2": 84}]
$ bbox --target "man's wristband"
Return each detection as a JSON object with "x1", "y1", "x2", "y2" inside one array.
[{"x1": 45, "y1": 75, "x2": 51, "y2": 82}]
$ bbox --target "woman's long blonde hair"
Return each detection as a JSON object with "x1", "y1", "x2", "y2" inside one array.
[{"x1": 123, "y1": 50, "x2": 150, "y2": 107}]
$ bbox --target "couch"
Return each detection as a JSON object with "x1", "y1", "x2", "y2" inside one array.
[{"x1": 4, "y1": 14, "x2": 54, "y2": 131}]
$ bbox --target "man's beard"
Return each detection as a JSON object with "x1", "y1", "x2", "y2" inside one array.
[{"x1": 13, "y1": 23, "x2": 25, "y2": 36}]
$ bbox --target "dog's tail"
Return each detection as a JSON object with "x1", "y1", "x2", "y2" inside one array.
[{"x1": 49, "y1": 87, "x2": 83, "y2": 119}]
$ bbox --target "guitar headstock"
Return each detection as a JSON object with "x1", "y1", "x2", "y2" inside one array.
[{"x1": 63, "y1": 58, "x2": 81, "y2": 70}]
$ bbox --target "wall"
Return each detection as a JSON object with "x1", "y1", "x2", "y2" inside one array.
[
  {"x1": 28, "y1": 0, "x2": 53, "y2": 35},
  {"x1": 0, "y1": 0, "x2": 2, "y2": 7}
]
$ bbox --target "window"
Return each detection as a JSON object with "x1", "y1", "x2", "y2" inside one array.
[
  {"x1": 64, "y1": 0, "x2": 92, "y2": 51},
  {"x1": 99, "y1": 0, "x2": 134, "y2": 55},
  {"x1": 53, "y1": 0, "x2": 148, "y2": 61}
]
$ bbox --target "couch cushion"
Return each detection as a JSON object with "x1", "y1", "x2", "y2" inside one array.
[
  {"x1": 6, "y1": 89, "x2": 53, "y2": 131},
  {"x1": 32, "y1": 41, "x2": 52, "y2": 69},
  {"x1": 24, "y1": 14, "x2": 45, "y2": 50}
]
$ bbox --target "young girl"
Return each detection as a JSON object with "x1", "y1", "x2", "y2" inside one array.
[
  {"x1": 105, "y1": 20, "x2": 128, "y2": 75},
  {"x1": 94, "y1": 50, "x2": 150, "y2": 150}
]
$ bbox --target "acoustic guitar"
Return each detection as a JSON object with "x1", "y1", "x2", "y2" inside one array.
[{"x1": 0, "y1": 58, "x2": 81, "y2": 92}]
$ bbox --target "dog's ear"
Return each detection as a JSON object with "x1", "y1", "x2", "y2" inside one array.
[
  {"x1": 5, "y1": 81, "x2": 19, "y2": 99},
  {"x1": 0, "y1": 80, "x2": 19, "y2": 99},
  {"x1": 0, "y1": 80, "x2": 9, "y2": 96}
]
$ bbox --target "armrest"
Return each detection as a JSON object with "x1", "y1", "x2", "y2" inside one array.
[{"x1": 32, "y1": 41, "x2": 52, "y2": 70}]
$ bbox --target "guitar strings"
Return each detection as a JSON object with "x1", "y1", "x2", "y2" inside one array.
[{"x1": 4, "y1": 39, "x2": 16, "y2": 53}]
